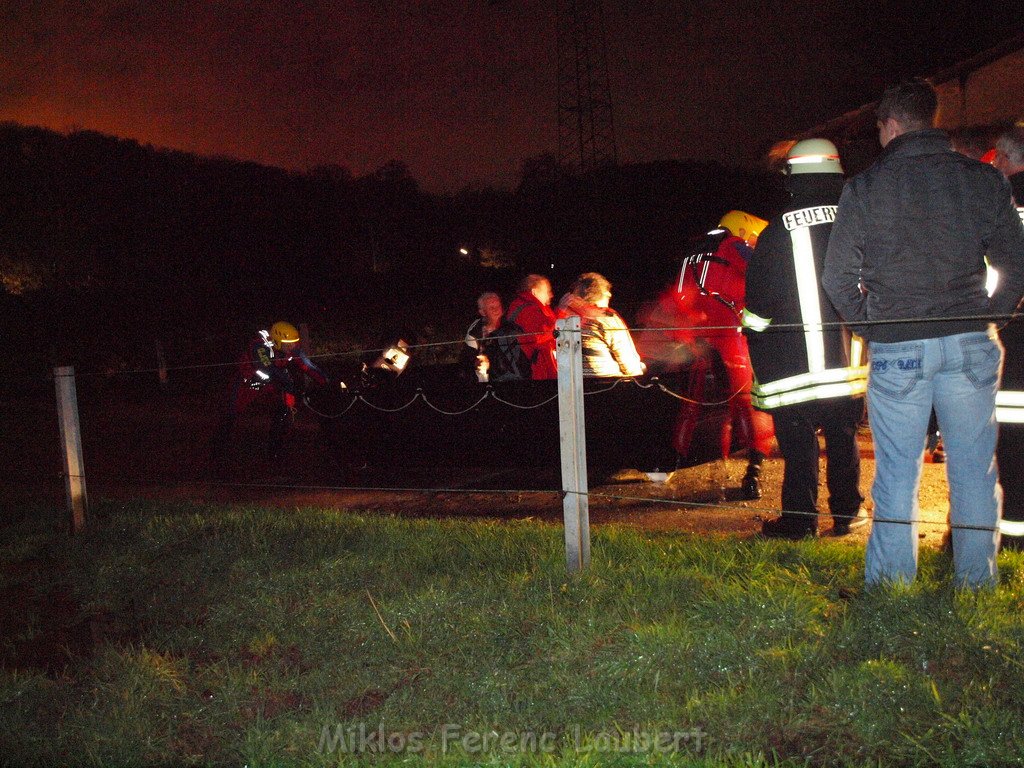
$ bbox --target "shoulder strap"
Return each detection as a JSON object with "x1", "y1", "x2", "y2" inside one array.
[{"x1": 505, "y1": 302, "x2": 527, "y2": 326}]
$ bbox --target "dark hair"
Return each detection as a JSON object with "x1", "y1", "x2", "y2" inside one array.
[
  {"x1": 570, "y1": 272, "x2": 612, "y2": 303},
  {"x1": 876, "y1": 78, "x2": 937, "y2": 131}
]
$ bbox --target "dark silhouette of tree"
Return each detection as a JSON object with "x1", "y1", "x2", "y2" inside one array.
[{"x1": 0, "y1": 121, "x2": 783, "y2": 384}]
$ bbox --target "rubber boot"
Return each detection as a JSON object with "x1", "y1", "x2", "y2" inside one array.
[{"x1": 741, "y1": 450, "x2": 765, "y2": 500}]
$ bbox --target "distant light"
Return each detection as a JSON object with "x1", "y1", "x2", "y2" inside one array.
[
  {"x1": 550, "y1": 263, "x2": 555, "y2": 269},
  {"x1": 459, "y1": 247, "x2": 470, "y2": 256}
]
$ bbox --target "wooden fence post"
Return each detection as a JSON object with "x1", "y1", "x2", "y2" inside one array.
[
  {"x1": 54, "y1": 366, "x2": 88, "y2": 534},
  {"x1": 555, "y1": 316, "x2": 590, "y2": 572}
]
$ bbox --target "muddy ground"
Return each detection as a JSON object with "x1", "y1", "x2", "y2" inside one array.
[{"x1": 2, "y1": 387, "x2": 953, "y2": 547}]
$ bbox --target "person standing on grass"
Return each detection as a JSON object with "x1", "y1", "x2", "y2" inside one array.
[
  {"x1": 991, "y1": 123, "x2": 1024, "y2": 545},
  {"x1": 743, "y1": 139, "x2": 868, "y2": 539},
  {"x1": 823, "y1": 80, "x2": 1024, "y2": 588}
]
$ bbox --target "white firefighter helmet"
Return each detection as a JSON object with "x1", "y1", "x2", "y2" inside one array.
[{"x1": 786, "y1": 138, "x2": 843, "y2": 175}]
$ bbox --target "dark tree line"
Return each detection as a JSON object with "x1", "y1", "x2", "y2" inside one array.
[{"x1": 0, "y1": 122, "x2": 785, "y2": 385}]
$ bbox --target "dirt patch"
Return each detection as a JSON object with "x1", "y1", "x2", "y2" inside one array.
[{"x1": 2, "y1": 392, "x2": 954, "y2": 546}]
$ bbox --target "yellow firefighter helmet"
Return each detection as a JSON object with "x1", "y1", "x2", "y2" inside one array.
[
  {"x1": 269, "y1": 321, "x2": 301, "y2": 350},
  {"x1": 717, "y1": 210, "x2": 769, "y2": 247},
  {"x1": 786, "y1": 138, "x2": 843, "y2": 175}
]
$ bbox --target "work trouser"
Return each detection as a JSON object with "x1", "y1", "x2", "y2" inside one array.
[
  {"x1": 997, "y1": 425, "x2": 1024, "y2": 522},
  {"x1": 673, "y1": 335, "x2": 773, "y2": 460},
  {"x1": 212, "y1": 376, "x2": 295, "y2": 460},
  {"x1": 771, "y1": 397, "x2": 864, "y2": 528}
]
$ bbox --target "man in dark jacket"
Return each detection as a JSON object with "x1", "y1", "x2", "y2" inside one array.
[
  {"x1": 992, "y1": 124, "x2": 1024, "y2": 541},
  {"x1": 743, "y1": 139, "x2": 868, "y2": 539},
  {"x1": 823, "y1": 80, "x2": 1024, "y2": 588},
  {"x1": 460, "y1": 291, "x2": 530, "y2": 382}
]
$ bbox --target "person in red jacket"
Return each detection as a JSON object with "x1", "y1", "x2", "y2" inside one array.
[
  {"x1": 506, "y1": 274, "x2": 559, "y2": 380},
  {"x1": 672, "y1": 210, "x2": 775, "y2": 498},
  {"x1": 212, "y1": 321, "x2": 327, "y2": 464}
]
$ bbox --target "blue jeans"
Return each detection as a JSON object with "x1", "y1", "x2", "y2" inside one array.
[{"x1": 866, "y1": 329, "x2": 1003, "y2": 588}]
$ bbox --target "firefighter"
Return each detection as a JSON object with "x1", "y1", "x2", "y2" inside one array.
[
  {"x1": 742, "y1": 139, "x2": 868, "y2": 538},
  {"x1": 992, "y1": 124, "x2": 1024, "y2": 544},
  {"x1": 672, "y1": 210, "x2": 774, "y2": 499},
  {"x1": 211, "y1": 321, "x2": 328, "y2": 464}
]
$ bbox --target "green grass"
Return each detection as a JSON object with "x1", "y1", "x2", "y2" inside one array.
[{"x1": 2, "y1": 501, "x2": 1024, "y2": 767}]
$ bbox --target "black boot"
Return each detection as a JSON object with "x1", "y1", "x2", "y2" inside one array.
[
  {"x1": 761, "y1": 515, "x2": 818, "y2": 539},
  {"x1": 741, "y1": 452, "x2": 765, "y2": 500}
]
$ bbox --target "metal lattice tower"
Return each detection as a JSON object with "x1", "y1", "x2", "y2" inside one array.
[{"x1": 556, "y1": 0, "x2": 618, "y2": 173}]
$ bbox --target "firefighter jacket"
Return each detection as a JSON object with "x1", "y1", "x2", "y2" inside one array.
[
  {"x1": 995, "y1": 170, "x2": 1024, "y2": 424},
  {"x1": 239, "y1": 330, "x2": 327, "y2": 398},
  {"x1": 675, "y1": 231, "x2": 751, "y2": 344},
  {"x1": 742, "y1": 174, "x2": 867, "y2": 410},
  {"x1": 822, "y1": 129, "x2": 1024, "y2": 344}
]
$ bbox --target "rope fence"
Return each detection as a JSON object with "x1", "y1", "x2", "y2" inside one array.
[
  {"x1": 45, "y1": 309, "x2": 1024, "y2": 381},
  {"x1": 27, "y1": 309, "x2": 1024, "y2": 566},
  {"x1": 302, "y1": 376, "x2": 745, "y2": 420}
]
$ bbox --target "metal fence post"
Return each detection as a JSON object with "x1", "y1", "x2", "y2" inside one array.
[
  {"x1": 54, "y1": 366, "x2": 88, "y2": 533},
  {"x1": 556, "y1": 315, "x2": 590, "y2": 572}
]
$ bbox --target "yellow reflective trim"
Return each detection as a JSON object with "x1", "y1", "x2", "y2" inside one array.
[
  {"x1": 752, "y1": 379, "x2": 867, "y2": 409},
  {"x1": 741, "y1": 308, "x2": 771, "y2": 331},
  {"x1": 996, "y1": 391, "x2": 1024, "y2": 423},
  {"x1": 850, "y1": 334, "x2": 864, "y2": 367},
  {"x1": 1001, "y1": 518, "x2": 1024, "y2": 537},
  {"x1": 997, "y1": 408, "x2": 1024, "y2": 424},
  {"x1": 790, "y1": 226, "x2": 826, "y2": 373},
  {"x1": 755, "y1": 366, "x2": 868, "y2": 396},
  {"x1": 997, "y1": 390, "x2": 1024, "y2": 407}
]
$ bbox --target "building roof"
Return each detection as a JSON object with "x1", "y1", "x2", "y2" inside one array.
[{"x1": 797, "y1": 31, "x2": 1024, "y2": 143}]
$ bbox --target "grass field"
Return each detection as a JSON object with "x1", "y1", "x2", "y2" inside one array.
[{"x1": 2, "y1": 500, "x2": 1024, "y2": 767}]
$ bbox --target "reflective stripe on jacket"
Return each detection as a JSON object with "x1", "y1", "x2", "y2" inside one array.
[
  {"x1": 743, "y1": 175, "x2": 866, "y2": 410},
  {"x1": 997, "y1": 390, "x2": 1024, "y2": 423}
]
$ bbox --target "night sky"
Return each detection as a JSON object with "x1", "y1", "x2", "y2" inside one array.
[{"x1": 1, "y1": 1, "x2": 1020, "y2": 192}]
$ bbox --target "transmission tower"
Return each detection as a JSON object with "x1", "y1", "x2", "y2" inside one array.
[{"x1": 556, "y1": 0, "x2": 618, "y2": 173}]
